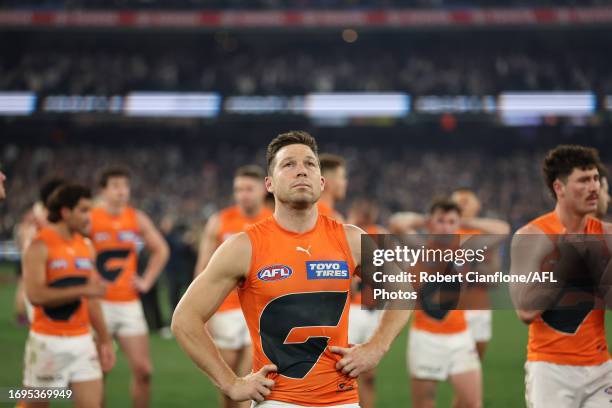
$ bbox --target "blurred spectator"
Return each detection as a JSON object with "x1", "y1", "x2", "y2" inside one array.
[{"x1": 2, "y1": 31, "x2": 612, "y2": 95}]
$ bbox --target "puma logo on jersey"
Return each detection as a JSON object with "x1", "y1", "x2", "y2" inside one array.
[
  {"x1": 296, "y1": 245, "x2": 312, "y2": 257},
  {"x1": 306, "y1": 261, "x2": 350, "y2": 279}
]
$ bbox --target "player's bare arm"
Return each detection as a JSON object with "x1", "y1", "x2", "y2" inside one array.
[
  {"x1": 24, "y1": 239, "x2": 107, "y2": 307},
  {"x1": 331, "y1": 224, "x2": 412, "y2": 378},
  {"x1": 461, "y1": 217, "x2": 511, "y2": 235},
  {"x1": 193, "y1": 213, "x2": 220, "y2": 277},
  {"x1": 135, "y1": 210, "x2": 170, "y2": 293},
  {"x1": 598, "y1": 222, "x2": 612, "y2": 308},
  {"x1": 85, "y1": 239, "x2": 116, "y2": 373},
  {"x1": 388, "y1": 212, "x2": 425, "y2": 234},
  {"x1": 172, "y1": 232, "x2": 276, "y2": 403},
  {"x1": 509, "y1": 224, "x2": 554, "y2": 324}
]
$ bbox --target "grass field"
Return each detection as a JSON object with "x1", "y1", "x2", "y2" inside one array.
[{"x1": 1, "y1": 262, "x2": 611, "y2": 408}]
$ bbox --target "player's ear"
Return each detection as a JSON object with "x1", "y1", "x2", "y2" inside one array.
[
  {"x1": 320, "y1": 175, "x2": 325, "y2": 192},
  {"x1": 265, "y1": 176, "x2": 274, "y2": 193},
  {"x1": 60, "y1": 206, "x2": 71, "y2": 222},
  {"x1": 553, "y1": 178, "x2": 565, "y2": 198}
]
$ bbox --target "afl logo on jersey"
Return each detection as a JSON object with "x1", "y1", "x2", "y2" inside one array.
[{"x1": 257, "y1": 265, "x2": 293, "y2": 282}]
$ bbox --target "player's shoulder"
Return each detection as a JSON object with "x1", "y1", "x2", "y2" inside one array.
[
  {"x1": 90, "y1": 205, "x2": 106, "y2": 217},
  {"x1": 216, "y1": 231, "x2": 252, "y2": 259},
  {"x1": 601, "y1": 220, "x2": 612, "y2": 234},
  {"x1": 244, "y1": 214, "x2": 275, "y2": 234},
  {"x1": 516, "y1": 212, "x2": 556, "y2": 235},
  {"x1": 219, "y1": 205, "x2": 239, "y2": 219},
  {"x1": 515, "y1": 223, "x2": 546, "y2": 236}
]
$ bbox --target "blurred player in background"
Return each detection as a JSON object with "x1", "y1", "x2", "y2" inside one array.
[
  {"x1": 194, "y1": 164, "x2": 271, "y2": 408},
  {"x1": 90, "y1": 167, "x2": 169, "y2": 408},
  {"x1": 407, "y1": 199, "x2": 482, "y2": 408},
  {"x1": 318, "y1": 153, "x2": 347, "y2": 222},
  {"x1": 451, "y1": 188, "x2": 510, "y2": 359},
  {"x1": 22, "y1": 184, "x2": 115, "y2": 408},
  {"x1": 346, "y1": 197, "x2": 387, "y2": 408},
  {"x1": 14, "y1": 178, "x2": 66, "y2": 325},
  {"x1": 511, "y1": 145, "x2": 612, "y2": 408},
  {"x1": 596, "y1": 166, "x2": 610, "y2": 220},
  {"x1": 172, "y1": 130, "x2": 412, "y2": 407}
]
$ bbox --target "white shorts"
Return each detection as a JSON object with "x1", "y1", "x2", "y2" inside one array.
[
  {"x1": 101, "y1": 300, "x2": 148, "y2": 338},
  {"x1": 23, "y1": 331, "x2": 102, "y2": 388},
  {"x1": 465, "y1": 310, "x2": 492, "y2": 343},
  {"x1": 525, "y1": 360, "x2": 612, "y2": 408},
  {"x1": 348, "y1": 305, "x2": 381, "y2": 345},
  {"x1": 208, "y1": 309, "x2": 251, "y2": 350},
  {"x1": 252, "y1": 401, "x2": 360, "y2": 408},
  {"x1": 408, "y1": 328, "x2": 480, "y2": 381}
]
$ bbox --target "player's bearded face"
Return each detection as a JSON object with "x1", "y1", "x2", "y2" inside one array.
[
  {"x1": 428, "y1": 210, "x2": 460, "y2": 235},
  {"x1": 325, "y1": 166, "x2": 348, "y2": 200},
  {"x1": 234, "y1": 177, "x2": 265, "y2": 214},
  {"x1": 559, "y1": 167, "x2": 600, "y2": 215},
  {"x1": 104, "y1": 177, "x2": 130, "y2": 206},
  {"x1": 66, "y1": 198, "x2": 92, "y2": 235},
  {"x1": 266, "y1": 144, "x2": 323, "y2": 209}
]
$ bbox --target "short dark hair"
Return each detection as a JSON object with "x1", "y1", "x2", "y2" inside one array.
[
  {"x1": 235, "y1": 164, "x2": 265, "y2": 180},
  {"x1": 319, "y1": 153, "x2": 346, "y2": 175},
  {"x1": 428, "y1": 198, "x2": 462, "y2": 216},
  {"x1": 98, "y1": 166, "x2": 131, "y2": 188},
  {"x1": 47, "y1": 184, "x2": 92, "y2": 223},
  {"x1": 266, "y1": 130, "x2": 318, "y2": 174},
  {"x1": 598, "y1": 164, "x2": 609, "y2": 181},
  {"x1": 543, "y1": 145, "x2": 602, "y2": 198},
  {"x1": 39, "y1": 178, "x2": 66, "y2": 208}
]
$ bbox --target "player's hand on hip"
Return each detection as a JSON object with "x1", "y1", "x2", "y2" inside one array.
[
  {"x1": 227, "y1": 364, "x2": 276, "y2": 403},
  {"x1": 330, "y1": 343, "x2": 384, "y2": 378},
  {"x1": 133, "y1": 276, "x2": 152, "y2": 293}
]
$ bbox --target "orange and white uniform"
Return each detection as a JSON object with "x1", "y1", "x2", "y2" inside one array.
[
  {"x1": 318, "y1": 202, "x2": 344, "y2": 223},
  {"x1": 208, "y1": 206, "x2": 272, "y2": 350},
  {"x1": 524, "y1": 211, "x2": 612, "y2": 408},
  {"x1": 457, "y1": 228, "x2": 493, "y2": 343},
  {"x1": 90, "y1": 206, "x2": 147, "y2": 337},
  {"x1": 239, "y1": 215, "x2": 359, "y2": 407},
  {"x1": 348, "y1": 224, "x2": 383, "y2": 345},
  {"x1": 408, "y1": 239, "x2": 480, "y2": 381},
  {"x1": 24, "y1": 227, "x2": 102, "y2": 388}
]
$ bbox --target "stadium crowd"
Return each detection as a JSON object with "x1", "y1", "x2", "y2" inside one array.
[
  {"x1": 2, "y1": 41, "x2": 611, "y2": 95},
  {"x1": 1, "y1": 0, "x2": 610, "y2": 9},
  {"x1": 1, "y1": 141, "x2": 594, "y2": 241}
]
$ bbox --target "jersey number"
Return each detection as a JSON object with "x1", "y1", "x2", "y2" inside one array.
[{"x1": 259, "y1": 292, "x2": 347, "y2": 379}]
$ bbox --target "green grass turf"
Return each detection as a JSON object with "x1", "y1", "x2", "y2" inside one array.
[{"x1": 1, "y1": 262, "x2": 611, "y2": 407}]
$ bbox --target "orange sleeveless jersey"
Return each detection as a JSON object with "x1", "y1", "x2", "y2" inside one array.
[
  {"x1": 239, "y1": 215, "x2": 359, "y2": 406},
  {"x1": 31, "y1": 227, "x2": 94, "y2": 336},
  {"x1": 90, "y1": 206, "x2": 140, "y2": 302},
  {"x1": 526, "y1": 211, "x2": 609, "y2": 366},
  {"x1": 216, "y1": 206, "x2": 273, "y2": 312},
  {"x1": 317, "y1": 202, "x2": 333, "y2": 217},
  {"x1": 413, "y1": 237, "x2": 467, "y2": 334}
]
